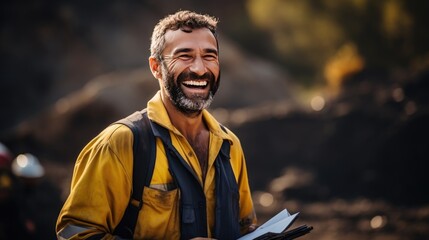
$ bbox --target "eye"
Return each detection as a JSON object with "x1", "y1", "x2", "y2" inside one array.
[
  {"x1": 204, "y1": 54, "x2": 218, "y2": 61},
  {"x1": 178, "y1": 54, "x2": 192, "y2": 60}
]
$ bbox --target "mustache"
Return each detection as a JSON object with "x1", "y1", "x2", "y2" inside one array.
[{"x1": 177, "y1": 71, "x2": 215, "y2": 82}]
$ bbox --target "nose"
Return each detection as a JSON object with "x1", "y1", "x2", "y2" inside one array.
[{"x1": 189, "y1": 56, "x2": 206, "y2": 76}]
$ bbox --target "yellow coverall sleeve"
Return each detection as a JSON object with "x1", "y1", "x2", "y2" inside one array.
[{"x1": 56, "y1": 125, "x2": 134, "y2": 239}]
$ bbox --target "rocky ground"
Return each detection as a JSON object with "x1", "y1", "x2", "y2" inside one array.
[{"x1": 229, "y1": 68, "x2": 429, "y2": 240}]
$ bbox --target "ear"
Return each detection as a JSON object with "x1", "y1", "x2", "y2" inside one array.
[{"x1": 149, "y1": 56, "x2": 162, "y2": 80}]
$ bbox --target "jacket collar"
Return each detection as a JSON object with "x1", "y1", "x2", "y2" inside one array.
[{"x1": 146, "y1": 91, "x2": 233, "y2": 143}]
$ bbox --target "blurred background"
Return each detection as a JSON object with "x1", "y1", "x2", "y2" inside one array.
[{"x1": 1, "y1": 0, "x2": 428, "y2": 239}]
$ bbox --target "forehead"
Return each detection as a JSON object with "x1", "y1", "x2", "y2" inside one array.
[{"x1": 163, "y1": 28, "x2": 218, "y2": 54}]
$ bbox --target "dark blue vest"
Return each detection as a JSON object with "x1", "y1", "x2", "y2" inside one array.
[{"x1": 151, "y1": 121, "x2": 241, "y2": 240}]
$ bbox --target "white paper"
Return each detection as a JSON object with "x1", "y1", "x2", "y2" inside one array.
[{"x1": 237, "y1": 209, "x2": 299, "y2": 240}]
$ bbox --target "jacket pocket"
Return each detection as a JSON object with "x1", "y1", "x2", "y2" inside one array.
[{"x1": 135, "y1": 186, "x2": 180, "y2": 239}]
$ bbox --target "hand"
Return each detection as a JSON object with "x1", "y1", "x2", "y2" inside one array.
[{"x1": 247, "y1": 224, "x2": 259, "y2": 233}]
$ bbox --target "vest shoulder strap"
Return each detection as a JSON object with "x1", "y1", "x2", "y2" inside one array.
[{"x1": 112, "y1": 109, "x2": 156, "y2": 239}]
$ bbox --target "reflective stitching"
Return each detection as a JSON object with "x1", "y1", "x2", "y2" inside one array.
[{"x1": 57, "y1": 224, "x2": 93, "y2": 239}]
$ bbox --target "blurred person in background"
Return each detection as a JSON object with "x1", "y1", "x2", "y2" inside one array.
[
  {"x1": 0, "y1": 143, "x2": 28, "y2": 239},
  {"x1": 12, "y1": 153, "x2": 62, "y2": 240},
  {"x1": 0, "y1": 143, "x2": 13, "y2": 169},
  {"x1": 57, "y1": 10, "x2": 257, "y2": 239}
]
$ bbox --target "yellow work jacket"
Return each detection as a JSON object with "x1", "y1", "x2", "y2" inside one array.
[{"x1": 56, "y1": 91, "x2": 256, "y2": 239}]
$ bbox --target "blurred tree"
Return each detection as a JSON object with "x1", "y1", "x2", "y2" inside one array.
[{"x1": 245, "y1": 0, "x2": 429, "y2": 86}]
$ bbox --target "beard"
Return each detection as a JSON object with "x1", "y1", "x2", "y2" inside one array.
[{"x1": 161, "y1": 65, "x2": 220, "y2": 116}]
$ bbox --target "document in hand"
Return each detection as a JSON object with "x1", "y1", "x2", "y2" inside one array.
[{"x1": 237, "y1": 209, "x2": 313, "y2": 240}]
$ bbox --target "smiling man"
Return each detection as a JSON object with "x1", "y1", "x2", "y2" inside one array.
[
  {"x1": 56, "y1": 10, "x2": 257, "y2": 239},
  {"x1": 157, "y1": 27, "x2": 219, "y2": 116}
]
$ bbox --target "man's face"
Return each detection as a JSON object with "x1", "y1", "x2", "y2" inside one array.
[{"x1": 160, "y1": 28, "x2": 220, "y2": 115}]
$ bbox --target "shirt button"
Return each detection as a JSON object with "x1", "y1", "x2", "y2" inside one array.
[{"x1": 188, "y1": 151, "x2": 193, "y2": 157}]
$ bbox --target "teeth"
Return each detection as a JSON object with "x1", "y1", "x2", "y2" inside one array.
[{"x1": 183, "y1": 80, "x2": 207, "y2": 87}]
